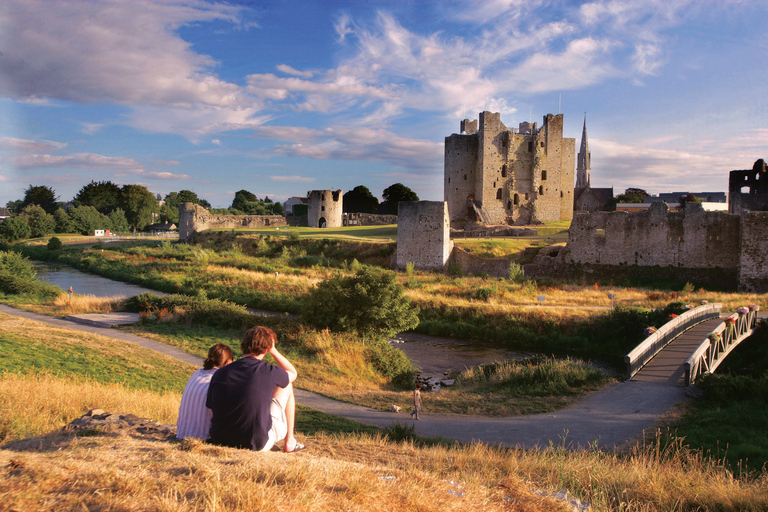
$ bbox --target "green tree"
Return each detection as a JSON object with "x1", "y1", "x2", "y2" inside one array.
[
  {"x1": 5, "y1": 200, "x2": 24, "y2": 215},
  {"x1": 0, "y1": 216, "x2": 32, "y2": 242},
  {"x1": 231, "y1": 189, "x2": 260, "y2": 214},
  {"x1": 120, "y1": 185, "x2": 158, "y2": 232},
  {"x1": 22, "y1": 185, "x2": 58, "y2": 214},
  {"x1": 68, "y1": 205, "x2": 112, "y2": 235},
  {"x1": 108, "y1": 208, "x2": 130, "y2": 233},
  {"x1": 301, "y1": 267, "x2": 420, "y2": 338},
  {"x1": 379, "y1": 183, "x2": 419, "y2": 215},
  {"x1": 19, "y1": 204, "x2": 56, "y2": 238},
  {"x1": 53, "y1": 208, "x2": 75, "y2": 234},
  {"x1": 161, "y1": 189, "x2": 210, "y2": 223},
  {"x1": 343, "y1": 185, "x2": 380, "y2": 213},
  {"x1": 0, "y1": 251, "x2": 37, "y2": 280},
  {"x1": 74, "y1": 181, "x2": 123, "y2": 215}
]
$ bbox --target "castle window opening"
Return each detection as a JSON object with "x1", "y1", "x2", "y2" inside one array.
[
  {"x1": 540, "y1": 141, "x2": 544, "y2": 147},
  {"x1": 595, "y1": 229, "x2": 606, "y2": 237},
  {"x1": 514, "y1": 194, "x2": 519, "y2": 205},
  {"x1": 542, "y1": 170, "x2": 547, "y2": 181},
  {"x1": 507, "y1": 201, "x2": 512, "y2": 209},
  {"x1": 464, "y1": 174, "x2": 467, "y2": 180},
  {"x1": 741, "y1": 186, "x2": 750, "y2": 194},
  {"x1": 525, "y1": 193, "x2": 529, "y2": 200},
  {"x1": 496, "y1": 188, "x2": 503, "y2": 200},
  {"x1": 539, "y1": 185, "x2": 544, "y2": 195},
  {"x1": 321, "y1": 206, "x2": 325, "y2": 212},
  {"x1": 501, "y1": 164, "x2": 507, "y2": 177},
  {"x1": 528, "y1": 141, "x2": 533, "y2": 152},
  {"x1": 560, "y1": 191, "x2": 563, "y2": 198}
]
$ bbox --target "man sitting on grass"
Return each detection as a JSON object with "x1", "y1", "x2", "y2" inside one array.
[{"x1": 206, "y1": 326, "x2": 305, "y2": 452}]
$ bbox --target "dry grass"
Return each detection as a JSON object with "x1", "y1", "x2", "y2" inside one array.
[{"x1": 2, "y1": 373, "x2": 767, "y2": 511}]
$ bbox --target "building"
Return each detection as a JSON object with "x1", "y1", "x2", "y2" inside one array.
[
  {"x1": 283, "y1": 196, "x2": 308, "y2": 216},
  {"x1": 444, "y1": 111, "x2": 575, "y2": 226},
  {"x1": 573, "y1": 115, "x2": 614, "y2": 212},
  {"x1": 307, "y1": 190, "x2": 343, "y2": 228},
  {"x1": 644, "y1": 192, "x2": 727, "y2": 204},
  {"x1": 728, "y1": 159, "x2": 768, "y2": 213}
]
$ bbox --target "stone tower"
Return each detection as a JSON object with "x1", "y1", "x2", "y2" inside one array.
[
  {"x1": 307, "y1": 189, "x2": 343, "y2": 228},
  {"x1": 575, "y1": 115, "x2": 591, "y2": 188},
  {"x1": 444, "y1": 111, "x2": 575, "y2": 226}
]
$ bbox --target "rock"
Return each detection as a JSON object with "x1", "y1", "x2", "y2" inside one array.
[
  {"x1": 63, "y1": 409, "x2": 177, "y2": 441},
  {"x1": 87, "y1": 408, "x2": 105, "y2": 416},
  {"x1": 441, "y1": 379, "x2": 455, "y2": 387}
]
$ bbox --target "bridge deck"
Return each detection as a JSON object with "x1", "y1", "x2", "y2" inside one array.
[{"x1": 632, "y1": 317, "x2": 723, "y2": 386}]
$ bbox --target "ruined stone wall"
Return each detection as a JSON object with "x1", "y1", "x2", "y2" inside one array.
[
  {"x1": 343, "y1": 213, "x2": 398, "y2": 226},
  {"x1": 178, "y1": 202, "x2": 287, "y2": 242},
  {"x1": 445, "y1": 111, "x2": 575, "y2": 226},
  {"x1": 565, "y1": 202, "x2": 740, "y2": 269},
  {"x1": 395, "y1": 201, "x2": 453, "y2": 271},
  {"x1": 444, "y1": 133, "x2": 478, "y2": 222},
  {"x1": 729, "y1": 159, "x2": 768, "y2": 213},
  {"x1": 449, "y1": 248, "x2": 511, "y2": 277},
  {"x1": 738, "y1": 212, "x2": 768, "y2": 292},
  {"x1": 307, "y1": 189, "x2": 343, "y2": 228}
]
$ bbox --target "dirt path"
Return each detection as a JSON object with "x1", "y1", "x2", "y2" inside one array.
[{"x1": 0, "y1": 305, "x2": 690, "y2": 449}]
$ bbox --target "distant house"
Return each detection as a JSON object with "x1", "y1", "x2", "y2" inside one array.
[
  {"x1": 644, "y1": 192, "x2": 727, "y2": 203},
  {"x1": 0, "y1": 208, "x2": 10, "y2": 221},
  {"x1": 283, "y1": 196, "x2": 308, "y2": 216},
  {"x1": 574, "y1": 186, "x2": 614, "y2": 212},
  {"x1": 94, "y1": 229, "x2": 111, "y2": 237},
  {"x1": 148, "y1": 222, "x2": 177, "y2": 233}
]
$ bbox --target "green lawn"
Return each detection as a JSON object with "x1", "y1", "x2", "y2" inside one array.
[{"x1": 210, "y1": 224, "x2": 398, "y2": 241}]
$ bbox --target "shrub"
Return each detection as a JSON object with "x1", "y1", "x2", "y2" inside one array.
[
  {"x1": 0, "y1": 216, "x2": 31, "y2": 242},
  {"x1": 301, "y1": 267, "x2": 420, "y2": 338},
  {"x1": 47, "y1": 237, "x2": 63, "y2": 251},
  {"x1": 508, "y1": 262, "x2": 525, "y2": 283},
  {"x1": 0, "y1": 251, "x2": 38, "y2": 280},
  {"x1": 447, "y1": 260, "x2": 463, "y2": 277}
]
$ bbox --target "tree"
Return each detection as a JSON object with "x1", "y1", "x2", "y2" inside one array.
[
  {"x1": 108, "y1": 208, "x2": 130, "y2": 233},
  {"x1": 231, "y1": 189, "x2": 260, "y2": 214},
  {"x1": 379, "y1": 183, "x2": 419, "y2": 215},
  {"x1": 53, "y1": 208, "x2": 75, "y2": 234},
  {"x1": 22, "y1": 185, "x2": 58, "y2": 214},
  {"x1": 19, "y1": 204, "x2": 56, "y2": 238},
  {"x1": 68, "y1": 205, "x2": 112, "y2": 235},
  {"x1": 74, "y1": 181, "x2": 123, "y2": 215},
  {"x1": 343, "y1": 185, "x2": 379, "y2": 213},
  {"x1": 0, "y1": 216, "x2": 32, "y2": 242},
  {"x1": 300, "y1": 267, "x2": 420, "y2": 338},
  {"x1": 5, "y1": 200, "x2": 23, "y2": 215},
  {"x1": 161, "y1": 189, "x2": 211, "y2": 223},
  {"x1": 120, "y1": 185, "x2": 158, "y2": 231}
]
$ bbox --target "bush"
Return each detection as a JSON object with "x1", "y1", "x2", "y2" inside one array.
[
  {"x1": 0, "y1": 251, "x2": 38, "y2": 280},
  {"x1": 47, "y1": 237, "x2": 63, "y2": 251},
  {"x1": 508, "y1": 262, "x2": 525, "y2": 283},
  {"x1": 0, "y1": 216, "x2": 31, "y2": 242},
  {"x1": 301, "y1": 267, "x2": 420, "y2": 338},
  {"x1": 364, "y1": 338, "x2": 416, "y2": 389}
]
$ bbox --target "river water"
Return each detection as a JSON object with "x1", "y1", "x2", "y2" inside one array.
[{"x1": 34, "y1": 262, "x2": 163, "y2": 298}]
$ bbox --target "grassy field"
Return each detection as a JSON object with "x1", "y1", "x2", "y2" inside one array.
[{"x1": 209, "y1": 224, "x2": 399, "y2": 241}]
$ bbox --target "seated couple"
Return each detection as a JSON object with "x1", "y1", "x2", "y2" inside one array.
[{"x1": 176, "y1": 326, "x2": 305, "y2": 453}]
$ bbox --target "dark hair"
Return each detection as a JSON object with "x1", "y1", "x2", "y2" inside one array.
[
  {"x1": 241, "y1": 326, "x2": 277, "y2": 356},
  {"x1": 203, "y1": 343, "x2": 234, "y2": 370}
]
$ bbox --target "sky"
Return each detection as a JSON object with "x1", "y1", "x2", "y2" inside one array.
[{"x1": 1, "y1": 0, "x2": 766, "y2": 209}]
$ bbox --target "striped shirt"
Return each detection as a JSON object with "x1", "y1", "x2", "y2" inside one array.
[{"x1": 176, "y1": 368, "x2": 218, "y2": 440}]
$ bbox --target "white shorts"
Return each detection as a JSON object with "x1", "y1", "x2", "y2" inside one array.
[{"x1": 260, "y1": 398, "x2": 288, "y2": 452}]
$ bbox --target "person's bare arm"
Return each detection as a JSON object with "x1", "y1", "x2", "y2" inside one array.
[{"x1": 268, "y1": 346, "x2": 298, "y2": 383}]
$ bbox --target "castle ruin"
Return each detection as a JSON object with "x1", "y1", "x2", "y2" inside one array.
[
  {"x1": 395, "y1": 201, "x2": 453, "y2": 271},
  {"x1": 729, "y1": 159, "x2": 768, "y2": 213},
  {"x1": 444, "y1": 112, "x2": 575, "y2": 227},
  {"x1": 307, "y1": 189, "x2": 343, "y2": 228}
]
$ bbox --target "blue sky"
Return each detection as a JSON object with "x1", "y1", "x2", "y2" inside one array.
[{"x1": 1, "y1": 0, "x2": 766, "y2": 209}]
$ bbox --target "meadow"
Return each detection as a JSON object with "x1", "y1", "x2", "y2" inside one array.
[
  {"x1": 2, "y1": 317, "x2": 767, "y2": 511},
  {"x1": 2, "y1": 226, "x2": 768, "y2": 508}
]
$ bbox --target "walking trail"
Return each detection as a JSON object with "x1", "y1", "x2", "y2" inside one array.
[{"x1": 0, "y1": 304, "x2": 691, "y2": 450}]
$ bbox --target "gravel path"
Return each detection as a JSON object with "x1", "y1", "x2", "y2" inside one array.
[{"x1": 0, "y1": 305, "x2": 691, "y2": 449}]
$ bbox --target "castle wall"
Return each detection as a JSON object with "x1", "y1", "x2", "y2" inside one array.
[
  {"x1": 178, "y1": 203, "x2": 287, "y2": 242},
  {"x1": 445, "y1": 111, "x2": 575, "y2": 226},
  {"x1": 395, "y1": 201, "x2": 453, "y2": 271},
  {"x1": 444, "y1": 134, "x2": 478, "y2": 222},
  {"x1": 307, "y1": 189, "x2": 343, "y2": 228},
  {"x1": 729, "y1": 160, "x2": 768, "y2": 213},
  {"x1": 343, "y1": 213, "x2": 398, "y2": 226},
  {"x1": 564, "y1": 202, "x2": 740, "y2": 269},
  {"x1": 738, "y1": 212, "x2": 768, "y2": 292}
]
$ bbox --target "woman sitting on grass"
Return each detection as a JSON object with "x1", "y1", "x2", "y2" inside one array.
[{"x1": 176, "y1": 343, "x2": 234, "y2": 440}]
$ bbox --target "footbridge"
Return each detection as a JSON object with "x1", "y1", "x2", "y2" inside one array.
[{"x1": 625, "y1": 303, "x2": 760, "y2": 386}]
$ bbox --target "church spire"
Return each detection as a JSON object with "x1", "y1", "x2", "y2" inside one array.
[{"x1": 576, "y1": 114, "x2": 591, "y2": 188}]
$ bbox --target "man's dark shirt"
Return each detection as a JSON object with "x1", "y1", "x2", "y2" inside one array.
[{"x1": 206, "y1": 356, "x2": 289, "y2": 450}]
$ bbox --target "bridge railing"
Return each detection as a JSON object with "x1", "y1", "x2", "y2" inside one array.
[
  {"x1": 684, "y1": 306, "x2": 759, "y2": 386},
  {"x1": 625, "y1": 303, "x2": 722, "y2": 379}
]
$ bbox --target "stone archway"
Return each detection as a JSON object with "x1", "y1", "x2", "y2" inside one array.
[{"x1": 318, "y1": 217, "x2": 326, "y2": 228}]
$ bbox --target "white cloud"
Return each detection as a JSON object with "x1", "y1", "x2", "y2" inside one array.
[
  {"x1": 0, "y1": 0, "x2": 246, "y2": 107},
  {"x1": 127, "y1": 105, "x2": 272, "y2": 141},
  {"x1": 271, "y1": 175, "x2": 315, "y2": 183},
  {"x1": 276, "y1": 64, "x2": 314, "y2": 79},
  {"x1": 13, "y1": 152, "x2": 142, "y2": 170},
  {"x1": 0, "y1": 137, "x2": 67, "y2": 152}
]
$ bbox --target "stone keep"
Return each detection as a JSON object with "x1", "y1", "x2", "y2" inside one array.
[
  {"x1": 444, "y1": 111, "x2": 575, "y2": 226},
  {"x1": 396, "y1": 201, "x2": 453, "y2": 271},
  {"x1": 307, "y1": 190, "x2": 343, "y2": 228}
]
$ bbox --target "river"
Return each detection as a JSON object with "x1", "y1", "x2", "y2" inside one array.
[{"x1": 33, "y1": 262, "x2": 163, "y2": 298}]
